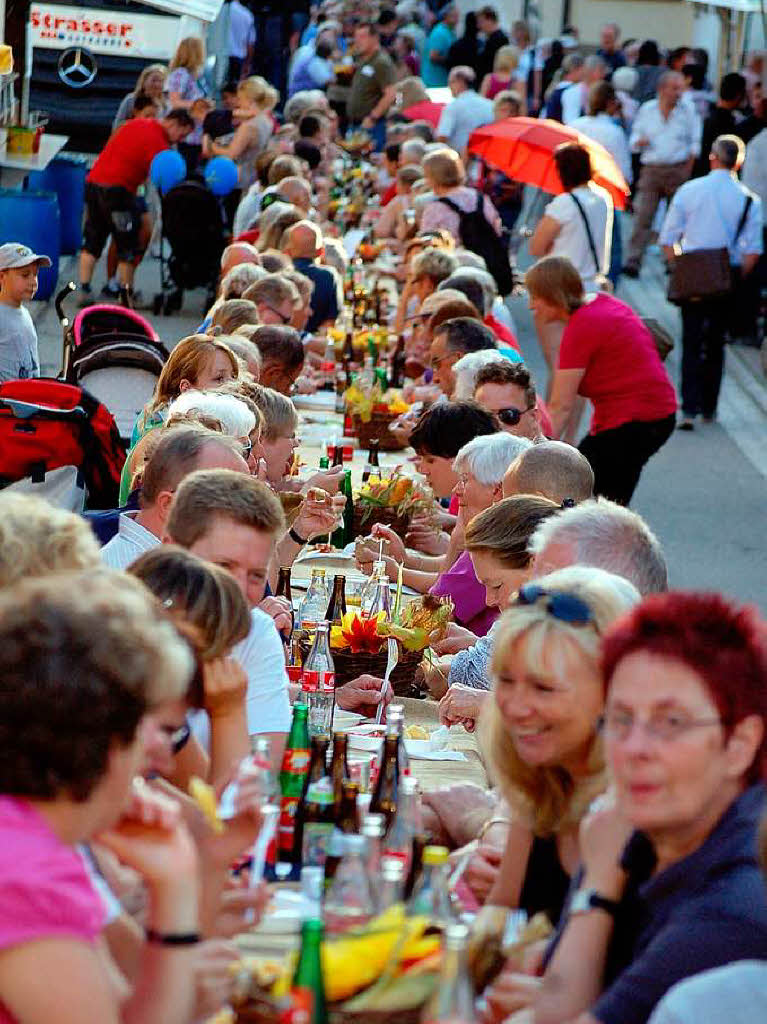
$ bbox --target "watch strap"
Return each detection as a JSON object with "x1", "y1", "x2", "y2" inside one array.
[
  {"x1": 288, "y1": 526, "x2": 309, "y2": 546},
  {"x1": 569, "y1": 887, "x2": 620, "y2": 918}
]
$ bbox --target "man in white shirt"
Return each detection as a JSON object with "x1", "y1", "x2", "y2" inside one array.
[
  {"x1": 101, "y1": 426, "x2": 249, "y2": 570},
  {"x1": 659, "y1": 134, "x2": 762, "y2": 428},
  {"x1": 227, "y1": 0, "x2": 256, "y2": 81},
  {"x1": 624, "y1": 70, "x2": 701, "y2": 277},
  {"x1": 436, "y1": 66, "x2": 494, "y2": 156},
  {"x1": 561, "y1": 54, "x2": 607, "y2": 125}
]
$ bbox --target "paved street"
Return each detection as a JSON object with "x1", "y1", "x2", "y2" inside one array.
[{"x1": 30, "y1": 233, "x2": 767, "y2": 611}]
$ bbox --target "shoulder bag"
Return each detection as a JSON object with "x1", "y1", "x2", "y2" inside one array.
[
  {"x1": 667, "y1": 194, "x2": 753, "y2": 305},
  {"x1": 570, "y1": 191, "x2": 611, "y2": 292}
]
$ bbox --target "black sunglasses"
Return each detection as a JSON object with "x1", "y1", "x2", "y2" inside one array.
[
  {"x1": 516, "y1": 583, "x2": 594, "y2": 627},
  {"x1": 497, "y1": 404, "x2": 535, "y2": 427}
]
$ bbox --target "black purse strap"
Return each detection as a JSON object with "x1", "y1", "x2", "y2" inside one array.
[
  {"x1": 733, "y1": 194, "x2": 753, "y2": 246},
  {"x1": 570, "y1": 191, "x2": 601, "y2": 275}
]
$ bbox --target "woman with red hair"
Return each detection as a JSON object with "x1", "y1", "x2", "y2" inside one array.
[{"x1": 532, "y1": 591, "x2": 767, "y2": 1024}]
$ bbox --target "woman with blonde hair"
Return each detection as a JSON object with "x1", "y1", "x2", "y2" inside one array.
[
  {"x1": 203, "y1": 77, "x2": 277, "y2": 189},
  {"x1": 475, "y1": 565, "x2": 639, "y2": 934},
  {"x1": 481, "y1": 44, "x2": 521, "y2": 100},
  {"x1": 420, "y1": 147, "x2": 502, "y2": 245},
  {"x1": 113, "y1": 63, "x2": 168, "y2": 130},
  {"x1": 166, "y1": 36, "x2": 209, "y2": 161}
]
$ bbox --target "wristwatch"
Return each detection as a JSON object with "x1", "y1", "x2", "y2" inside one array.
[{"x1": 568, "y1": 887, "x2": 620, "y2": 918}]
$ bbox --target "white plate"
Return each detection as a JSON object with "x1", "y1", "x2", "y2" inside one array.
[
  {"x1": 292, "y1": 392, "x2": 337, "y2": 411},
  {"x1": 332, "y1": 709, "x2": 366, "y2": 729}
]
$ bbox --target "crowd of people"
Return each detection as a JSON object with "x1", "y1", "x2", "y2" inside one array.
[{"x1": 0, "y1": 4, "x2": 766, "y2": 1024}]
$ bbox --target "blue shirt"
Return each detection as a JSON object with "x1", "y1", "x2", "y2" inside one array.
[
  {"x1": 293, "y1": 257, "x2": 341, "y2": 333},
  {"x1": 592, "y1": 784, "x2": 767, "y2": 1024},
  {"x1": 421, "y1": 22, "x2": 454, "y2": 88},
  {"x1": 658, "y1": 168, "x2": 763, "y2": 267}
]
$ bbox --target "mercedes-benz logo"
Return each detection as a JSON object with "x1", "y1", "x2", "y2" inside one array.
[{"x1": 57, "y1": 47, "x2": 98, "y2": 89}]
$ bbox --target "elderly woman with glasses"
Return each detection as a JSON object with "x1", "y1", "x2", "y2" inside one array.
[
  {"x1": 531, "y1": 591, "x2": 767, "y2": 1024},
  {"x1": 472, "y1": 567, "x2": 639, "y2": 1021}
]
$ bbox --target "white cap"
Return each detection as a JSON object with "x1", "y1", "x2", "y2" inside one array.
[{"x1": 0, "y1": 243, "x2": 52, "y2": 271}]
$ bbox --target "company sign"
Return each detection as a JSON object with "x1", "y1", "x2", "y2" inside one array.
[{"x1": 30, "y1": 5, "x2": 180, "y2": 60}]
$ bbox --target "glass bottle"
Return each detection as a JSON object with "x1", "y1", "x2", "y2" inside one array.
[
  {"x1": 320, "y1": 336, "x2": 336, "y2": 392},
  {"x1": 301, "y1": 776, "x2": 335, "y2": 869},
  {"x1": 319, "y1": 454, "x2": 330, "y2": 470},
  {"x1": 366, "y1": 576, "x2": 392, "y2": 621},
  {"x1": 389, "y1": 334, "x2": 406, "y2": 389},
  {"x1": 329, "y1": 732, "x2": 351, "y2": 810},
  {"x1": 278, "y1": 704, "x2": 311, "y2": 864},
  {"x1": 361, "y1": 438, "x2": 381, "y2": 483},
  {"x1": 359, "y1": 354, "x2": 375, "y2": 392},
  {"x1": 302, "y1": 622, "x2": 336, "y2": 737},
  {"x1": 405, "y1": 833, "x2": 428, "y2": 901},
  {"x1": 383, "y1": 775, "x2": 421, "y2": 873},
  {"x1": 284, "y1": 918, "x2": 329, "y2": 1024},
  {"x1": 360, "y1": 560, "x2": 388, "y2": 616},
  {"x1": 341, "y1": 468, "x2": 354, "y2": 544},
  {"x1": 298, "y1": 569, "x2": 328, "y2": 633},
  {"x1": 276, "y1": 566, "x2": 293, "y2": 604},
  {"x1": 408, "y1": 845, "x2": 453, "y2": 925},
  {"x1": 323, "y1": 779, "x2": 359, "y2": 891},
  {"x1": 361, "y1": 812, "x2": 386, "y2": 881},
  {"x1": 387, "y1": 704, "x2": 411, "y2": 777},
  {"x1": 324, "y1": 575, "x2": 347, "y2": 626},
  {"x1": 370, "y1": 719, "x2": 400, "y2": 831},
  {"x1": 292, "y1": 733, "x2": 330, "y2": 867},
  {"x1": 324, "y1": 834, "x2": 376, "y2": 935},
  {"x1": 334, "y1": 371, "x2": 346, "y2": 414},
  {"x1": 378, "y1": 855, "x2": 406, "y2": 910},
  {"x1": 287, "y1": 629, "x2": 304, "y2": 686},
  {"x1": 331, "y1": 439, "x2": 344, "y2": 468},
  {"x1": 421, "y1": 923, "x2": 475, "y2": 1024}
]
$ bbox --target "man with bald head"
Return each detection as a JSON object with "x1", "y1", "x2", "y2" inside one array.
[
  {"x1": 277, "y1": 176, "x2": 313, "y2": 215},
  {"x1": 220, "y1": 241, "x2": 260, "y2": 279},
  {"x1": 281, "y1": 220, "x2": 341, "y2": 332},
  {"x1": 502, "y1": 439, "x2": 594, "y2": 504}
]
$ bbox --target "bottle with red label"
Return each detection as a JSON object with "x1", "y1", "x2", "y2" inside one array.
[
  {"x1": 383, "y1": 774, "x2": 422, "y2": 874},
  {"x1": 281, "y1": 918, "x2": 328, "y2": 1024},
  {"x1": 278, "y1": 703, "x2": 311, "y2": 864},
  {"x1": 302, "y1": 621, "x2": 336, "y2": 737}
]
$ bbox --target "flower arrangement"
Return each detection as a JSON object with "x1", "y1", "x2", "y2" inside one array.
[
  {"x1": 356, "y1": 472, "x2": 434, "y2": 528},
  {"x1": 330, "y1": 610, "x2": 386, "y2": 654},
  {"x1": 380, "y1": 593, "x2": 453, "y2": 652},
  {"x1": 345, "y1": 381, "x2": 409, "y2": 423}
]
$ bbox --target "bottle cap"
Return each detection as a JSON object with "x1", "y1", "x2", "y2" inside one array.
[
  {"x1": 445, "y1": 922, "x2": 470, "y2": 949},
  {"x1": 423, "y1": 845, "x2": 449, "y2": 866}
]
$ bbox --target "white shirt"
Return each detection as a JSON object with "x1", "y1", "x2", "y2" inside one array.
[
  {"x1": 100, "y1": 512, "x2": 159, "y2": 569},
  {"x1": 571, "y1": 112, "x2": 633, "y2": 183},
  {"x1": 437, "y1": 90, "x2": 494, "y2": 153},
  {"x1": 629, "y1": 98, "x2": 701, "y2": 164},
  {"x1": 741, "y1": 128, "x2": 767, "y2": 225},
  {"x1": 546, "y1": 182, "x2": 613, "y2": 290},
  {"x1": 658, "y1": 168, "x2": 763, "y2": 266},
  {"x1": 228, "y1": 0, "x2": 256, "y2": 60},
  {"x1": 648, "y1": 961, "x2": 767, "y2": 1024},
  {"x1": 190, "y1": 608, "x2": 291, "y2": 747},
  {"x1": 561, "y1": 82, "x2": 587, "y2": 125}
]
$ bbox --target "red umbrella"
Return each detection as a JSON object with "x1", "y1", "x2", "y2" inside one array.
[
  {"x1": 402, "y1": 100, "x2": 446, "y2": 130},
  {"x1": 467, "y1": 116, "x2": 630, "y2": 211}
]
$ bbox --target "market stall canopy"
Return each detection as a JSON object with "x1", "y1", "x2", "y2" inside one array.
[
  {"x1": 467, "y1": 116, "x2": 631, "y2": 211},
  {"x1": 139, "y1": 0, "x2": 224, "y2": 22}
]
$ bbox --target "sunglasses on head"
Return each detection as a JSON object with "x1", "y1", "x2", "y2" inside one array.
[
  {"x1": 516, "y1": 583, "x2": 595, "y2": 627},
  {"x1": 497, "y1": 405, "x2": 535, "y2": 427},
  {"x1": 241, "y1": 439, "x2": 253, "y2": 458}
]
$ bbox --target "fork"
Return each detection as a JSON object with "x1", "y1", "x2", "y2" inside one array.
[{"x1": 376, "y1": 637, "x2": 399, "y2": 724}]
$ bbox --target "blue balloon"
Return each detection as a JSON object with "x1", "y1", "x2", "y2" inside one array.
[
  {"x1": 150, "y1": 149, "x2": 186, "y2": 195},
  {"x1": 204, "y1": 156, "x2": 239, "y2": 196}
]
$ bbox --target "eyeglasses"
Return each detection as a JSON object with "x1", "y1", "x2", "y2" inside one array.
[
  {"x1": 264, "y1": 304, "x2": 291, "y2": 324},
  {"x1": 497, "y1": 405, "x2": 535, "y2": 427},
  {"x1": 170, "y1": 722, "x2": 191, "y2": 754},
  {"x1": 598, "y1": 710, "x2": 723, "y2": 743},
  {"x1": 516, "y1": 583, "x2": 595, "y2": 627},
  {"x1": 241, "y1": 439, "x2": 253, "y2": 458}
]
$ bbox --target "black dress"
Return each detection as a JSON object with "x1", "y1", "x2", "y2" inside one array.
[{"x1": 519, "y1": 834, "x2": 572, "y2": 927}]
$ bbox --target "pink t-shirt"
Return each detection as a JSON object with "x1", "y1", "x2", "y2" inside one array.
[
  {"x1": 430, "y1": 550, "x2": 498, "y2": 637},
  {"x1": 0, "y1": 797, "x2": 106, "y2": 1023},
  {"x1": 558, "y1": 293, "x2": 677, "y2": 434}
]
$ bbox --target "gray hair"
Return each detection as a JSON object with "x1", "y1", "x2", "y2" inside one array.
[
  {"x1": 401, "y1": 137, "x2": 427, "y2": 164},
  {"x1": 529, "y1": 498, "x2": 668, "y2": 595},
  {"x1": 220, "y1": 262, "x2": 267, "y2": 299},
  {"x1": 322, "y1": 237, "x2": 349, "y2": 275},
  {"x1": 452, "y1": 351, "x2": 511, "y2": 399},
  {"x1": 167, "y1": 390, "x2": 256, "y2": 438},
  {"x1": 284, "y1": 89, "x2": 326, "y2": 124},
  {"x1": 442, "y1": 268, "x2": 497, "y2": 314},
  {"x1": 454, "y1": 432, "x2": 532, "y2": 486},
  {"x1": 562, "y1": 53, "x2": 585, "y2": 75},
  {"x1": 453, "y1": 250, "x2": 488, "y2": 271},
  {"x1": 450, "y1": 65, "x2": 476, "y2": 87},
  {"x1": 412, "y1": 246, "x2": 458, "y2": 284},
  {"x1": 584, "y1": 54, "x2": 607, "y2": 74},
  {"x1": 712, "y1": 134, "x2": 744, "y2": 170}
]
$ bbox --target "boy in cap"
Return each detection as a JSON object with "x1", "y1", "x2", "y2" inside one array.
[{"x1": 0, "y1": 243, "x2": 50, "y2": 382}]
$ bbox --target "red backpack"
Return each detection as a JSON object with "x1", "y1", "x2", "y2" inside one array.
[{"x1": 0, "y1": 379, "x2": 126, "y2": 510}]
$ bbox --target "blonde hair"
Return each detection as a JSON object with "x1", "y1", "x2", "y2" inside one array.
[
  {"x1": 494, "y1": 44, "x2": 520, "y2": 73},
  {"x1": 465, "y1": 495, "x2": 560, "y2": 568},
  {"x1": 129, "y1": 545, "x2": 251, "y2": 660},
  {"x1": 525, "y1": 256, "x2": 585, "y2": 314},
  {"x1": 257, "y1": 206, "x2": 303, "y2": 252},
  {"x1": 145, "y1": 335, "x2": 239, "y2": 418},
  {"x1": 482, "y1": 565, "x2": 640, "y2": 835},
  {"x1": 249, "y1": 383, "x2": 298, "y2": 440},
  {"x1": 0, "y1": 494, "x2": 100, "y2": 586},
  {"x1": 170, "y1": 36, "x2": 204, "y2": 73},
  {"x1": 422, "y1": 148, "x2": 465, "y2": 188},
  {"x1": 237, "y1": 75, "x2": 272, "y2": 108},
  {"x1": 135, "y1": 63, "x2": 167, "y2": 92},
  {"x1": 211, "y1": 298, "x2": 260, "y2": 334}
]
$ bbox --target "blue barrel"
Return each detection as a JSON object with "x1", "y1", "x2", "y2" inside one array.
[
  {"x1": 28, "y1": 156, "x2": 88, "y2": 255},
  {"x1": 0, "y1": 189, "x2": 60, "y2": 301}
]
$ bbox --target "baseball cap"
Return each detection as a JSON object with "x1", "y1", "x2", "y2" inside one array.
[{"x1": 0, "y1": 243, "x2": 52, "y2": 271}]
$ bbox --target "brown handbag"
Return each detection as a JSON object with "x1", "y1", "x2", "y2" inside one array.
[{"x1": 666, "y1": 196, "x2": 753, "y2": 305}]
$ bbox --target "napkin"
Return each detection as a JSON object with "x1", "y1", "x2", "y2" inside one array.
[{"x1": 409, "y1": 749, "x2": 468, "y2": 762}]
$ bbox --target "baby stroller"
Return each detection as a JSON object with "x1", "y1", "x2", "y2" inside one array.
[
  {"x1": 0, "y1": 378, "x2": 125, "y2": 512},
  {"x1": 153, "y1": 179, "x2": 226, "y2": 316},
  {"x1": 57, "y1": 283, "x2": 169, "y2": 444}
]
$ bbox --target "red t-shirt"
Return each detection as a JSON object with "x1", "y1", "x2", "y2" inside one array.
[
  {"x1": 381, "y1": 181, "x2": 397, "y2": 206},
  {"x1": 484, "y1": 313, "x2": 521, "y2": 354},
  {"x1": 88, "y1": 118, "x2": 172, "y2": 194},
  {"x1": 559, "y1": 293, "x2": 677, "y2": 434}
]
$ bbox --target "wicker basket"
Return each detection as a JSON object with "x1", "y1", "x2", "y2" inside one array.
[
  {"x1": 352, "y1": 501, "x2": 409, "y2": 539},
  {"x1": 352, "y1": 411, "x2": 405, "y2": 452},
  {"x1": 236, "y1": 993, "x2": 423, "y2": 1024},
  {"x1": 297, "y1": 637, "x2": 426, "y2": 698}
]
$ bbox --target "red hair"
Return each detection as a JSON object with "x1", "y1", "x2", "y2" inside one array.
[{"x1": 602, "y1": 591, "x2": 767, "y2": 783}]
